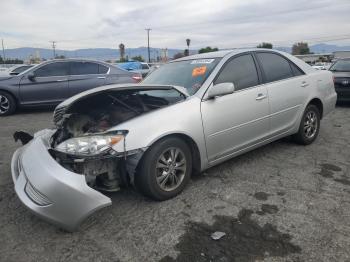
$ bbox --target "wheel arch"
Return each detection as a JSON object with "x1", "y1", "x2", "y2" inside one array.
[
  {"x1": 0, "y1": 88, "x2": 18, "y2": 105},
  {"x1": 142, "y1": 133, "x2": 202, "y2": 175},
  {"x1": 307, "y1": 97, "x2": 323, "y2": 119}
]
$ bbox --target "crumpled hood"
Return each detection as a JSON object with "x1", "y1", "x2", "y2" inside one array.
[{"x1": 56, "y1": 84, "x2": 189, "y2": 109}]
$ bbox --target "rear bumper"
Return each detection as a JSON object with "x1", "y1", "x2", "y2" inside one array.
[
  {"x1": 335, "y1": 87, "x2": 350, "y2": 102},
  {"x1": 11, "y1": 130, "x2": 111, "y2": 231}
]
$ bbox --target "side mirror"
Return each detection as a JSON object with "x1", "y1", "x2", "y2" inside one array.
[
  {"x1": 207, "y1": 82, "x2": 235, "y2": 99},
  {"x1": 27, "y1": 73, "x2": 36, "y2": 81}
]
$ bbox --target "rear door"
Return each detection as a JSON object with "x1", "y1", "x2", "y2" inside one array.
[
  {"x1": 68, "y1": 61, "x2": 108, "y2": 96},
  {"x1": 19, "y1": 61, "x2": 69, "y2": 105},
  {"x1": 254, "y1": 52, "x2": 307, "y2": 136},
  {"x1": 201, "y1": 53, "x2": 270, "y2": 163}
]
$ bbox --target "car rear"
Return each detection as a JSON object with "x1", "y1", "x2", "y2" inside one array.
[{"x1": 329, "y1": 59, "x2": 350, "y2": 102}]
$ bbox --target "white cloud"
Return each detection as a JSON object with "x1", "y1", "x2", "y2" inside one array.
[{"x1": 1, "y1": 0, "x2": 350, "y2": 50}]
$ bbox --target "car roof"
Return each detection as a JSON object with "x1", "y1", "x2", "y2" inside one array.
[{"x1": 172, "y1": 48, "x2": 284, "y2": 62}]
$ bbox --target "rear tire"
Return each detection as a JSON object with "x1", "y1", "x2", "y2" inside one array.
[
  {"x1": 0, "y1": 91, "x2": 16, "y2": 116},
  {"x1": 135, "y1": 137, "x2": 192, "y2": 201},
  {"x1": 293, "y1": 104, "x2": 320, "y2": 145}
]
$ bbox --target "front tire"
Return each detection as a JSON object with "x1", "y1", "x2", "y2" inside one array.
[
  {"x1": 0, "y1": 91, "x2": 16, "y2": 116},
  {"x1": 135, "y1": 137, "x2": 192, "y2": 201},
  {"x1": 293, "y1": 104, "x2": 320, "y2": 145}
]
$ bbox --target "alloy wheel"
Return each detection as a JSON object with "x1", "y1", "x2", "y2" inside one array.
[
  {"x1": 304, "y1": 111, "x2": 318, "y2": 139},
  {"x1": 0, "y1": 95, "x2": 10, "y2": 114},
  {"x1": 155, "y1": 147, "x2": 187, "y2": 192}
]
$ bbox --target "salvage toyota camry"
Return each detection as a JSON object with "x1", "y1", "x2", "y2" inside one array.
[{"x1": 11, "y1": 49, "x2": 337, "y2": 231}]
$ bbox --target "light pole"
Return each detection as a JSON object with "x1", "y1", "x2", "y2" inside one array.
[
  {"x1": 1, "y1": 39, "x2": 5, "y2": 63},
  {"x1": 145, "y1": 28, "x2": 151, "y2": 63},
  {"x1": 186, "y1": 38, "x2": 191, "y2": 56},
  {"x1": 50, "y1": 41, "x2": 56, "y2": 59}
]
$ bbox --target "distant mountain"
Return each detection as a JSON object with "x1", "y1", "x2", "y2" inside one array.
[
  {"x1": 3, "y1": 47, "x2": 192, "y2": 61},
  {"x1": 3, "y1": 43, "x2": 350, "y2": 61}
]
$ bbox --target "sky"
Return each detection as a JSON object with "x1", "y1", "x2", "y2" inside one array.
[{"x1": 1, "y1": 0, "x2": 350, "y2": 50}]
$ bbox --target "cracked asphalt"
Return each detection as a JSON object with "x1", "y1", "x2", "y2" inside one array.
[{"x1": 0, "y1": 106, "x2": 350, "y2": 262}]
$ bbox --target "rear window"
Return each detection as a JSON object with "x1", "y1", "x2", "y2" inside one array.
[
  {"x1": 143, "y1": 58, "x2": 220, "y2": 95},
  {"x1": 70, "y1": 62, "x2": 99, "y2": 75},
  {"x1": 329, "y1": 60, "x2": 350, "y2": 72}
]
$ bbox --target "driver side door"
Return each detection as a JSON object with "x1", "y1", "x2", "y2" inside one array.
[
  {"x1": 19, "y1": 61, "x2": 70, "y2": 105},
  {"x1": 201, "y1": 53, "x2": 270, "y2": 164}
]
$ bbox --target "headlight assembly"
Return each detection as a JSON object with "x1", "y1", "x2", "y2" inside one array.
[{"x1": 55, "y1": 135, "x2": 124, "y2": 156}]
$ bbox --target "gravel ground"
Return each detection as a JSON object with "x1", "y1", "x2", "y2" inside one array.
[{"x1": 0, "y1": 106, "x2": 350, "y2": 262}]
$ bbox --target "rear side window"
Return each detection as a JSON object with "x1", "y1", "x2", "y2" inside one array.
[
  {"x1": 35, "y1": 62, "x2": 69, "y2": 77},
  {"x1": 70, "y1": 62, "x2": 99, "y2": 75},
  {"x1": 214, "y1": 54, "x2": 259, "y2": 91},
  {"x1": 98, "y1": 64, "x2": 109, "y2": 74},
  {"x1": 256, "y1": 52, "x2": 293, "y2": 83},
  {"x1": 290, "y1": 63, "x2": 304, "y2": 76}
]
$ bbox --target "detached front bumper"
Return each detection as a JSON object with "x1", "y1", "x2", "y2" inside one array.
[{"x1": 11, "y1": 130, "x2": 112, "y2": 231}]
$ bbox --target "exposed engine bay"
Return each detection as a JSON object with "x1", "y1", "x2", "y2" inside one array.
[{"x1": 49, "y1": 88, "x2": 185, "y2": 193}]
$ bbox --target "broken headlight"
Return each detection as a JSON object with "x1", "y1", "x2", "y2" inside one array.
[{"x1": 55, "y1": 135, "x2": 123, "y2": 156}]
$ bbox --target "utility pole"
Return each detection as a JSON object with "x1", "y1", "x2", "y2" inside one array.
[
  {"x1": 145, "y1": 28, "x2": 151, "y2": 63},
  {"x1": 1, "y1": 39, "x2": 5, "y2": 63},
  {"x1": 50, "y1": 41, "x2": 56, "y2": 59}
]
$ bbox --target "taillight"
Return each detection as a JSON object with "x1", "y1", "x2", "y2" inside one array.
[{"x1": 132, "y1": 74, "x2": 142, "y2": 83}]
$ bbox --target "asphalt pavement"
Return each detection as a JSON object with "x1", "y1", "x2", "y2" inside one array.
[{"x1": 0, "y1": 106, "x2": 349, "y2": 262}]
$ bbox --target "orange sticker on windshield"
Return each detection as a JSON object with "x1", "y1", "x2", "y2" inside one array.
[{"x1": 192, "y1": 66, "x2": 207, "y2": 77}]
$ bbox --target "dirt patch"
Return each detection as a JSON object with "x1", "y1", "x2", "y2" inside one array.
[
  {"x1": 256, "y1": 204, "x2": 279, "y2": 215},
  {"x1": 253, "y1": 192, "x2": 269, "y2": 201},
  {"x1": 160, "y1": 209, "x2": 301, "y2": 262},
  {"x1": 320, "y1": 163, "x2": 342, "y2": 172},
  {"x1": 318, "y1": 163, "x2": 350, "y2": 186}
]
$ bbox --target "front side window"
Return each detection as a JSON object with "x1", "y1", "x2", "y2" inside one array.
[
  {"x1": 34, "y1": 62, "x2": 69, "y2": 77},
  {"x1": 214, "y1": 54, "x2": 259, "y2": 91},
  {"x1": 70, "y1": 62, "x2": 99, "y2": 75},
  {"x1": 256, "y1": 52, "x2": 293, "y2": 83}
]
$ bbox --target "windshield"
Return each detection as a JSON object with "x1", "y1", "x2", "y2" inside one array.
[
  {"x1": 329, "y1": 60, "x2": 350, "y2": 72},
  {"x1": 143, "y1": 58, "x2": 220, "y2": 95}
]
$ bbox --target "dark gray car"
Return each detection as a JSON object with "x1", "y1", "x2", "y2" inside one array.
[
  {"x1": 329, "y1": 58, "x2": 350, "y2": 102},
  {"x1": 0, "y1": 59, "x2": 142, "y2": 116}
]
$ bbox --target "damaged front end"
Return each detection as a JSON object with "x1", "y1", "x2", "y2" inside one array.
[
  {"x1": 11, "y1": 85, "x2": 186, "y2": 230},
  {"x1": 50, "y1": 86, "x2": 186, "y2": 192}
]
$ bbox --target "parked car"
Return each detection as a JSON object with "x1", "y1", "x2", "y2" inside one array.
[
  {"x1": 0, "y1": 59, "x2": 142, "y2": 116},
  {"x1": 312, "y1": 62, "x2": 330, "y2": 70},
  {"x1": 117, "y1": 61, "x2": 151, "y2": 78},
  {"x1": 11, "y1": 49, "x2": 336, "y2": 231},
  {"x1": 329, "y1": 58, "x2": 350, "y2": 102},
  {"x1": 8, "y1": 64, "x2": 33, "y2": 75}
]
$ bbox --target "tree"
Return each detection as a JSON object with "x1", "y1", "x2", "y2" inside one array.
[
  {"x1": 131, "y1": 55, "x2": 144, "y2": 62},
  {"x1": 55, "y1": 55, "x2": 65, "y2": 59},
  {"x1": 198, "y1": 46, "x2": 219, "y2": 54},
  {"x1": 257, "y1": 42, "x2": 273, "y2": 49},
  {"x1": 184, "y1": 49, "x2": 189, "y2": 56},
  {"x1": 119, "y1": 43, "x2": 126, "y2": 61},
  {"x1": 0, "y1": 55, "x2": 3, "y2": 63},
  {"x1": 173, "y1": 52, "x2": 185, "y2": 59},
  {"x1": 292, "y1": 42, "x2": 311, "y2": 55}
]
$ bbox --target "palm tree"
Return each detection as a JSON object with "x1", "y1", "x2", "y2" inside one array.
[{"x1": 119, "y1": 43, "x2": 125, "y2": 61}]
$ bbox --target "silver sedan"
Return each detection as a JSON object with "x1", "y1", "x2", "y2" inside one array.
[{"x1": 11, "y1": 49, "x2": 337, "y2": 231}]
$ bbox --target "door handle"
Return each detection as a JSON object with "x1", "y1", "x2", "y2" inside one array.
[
  {"x1": 301, "y1": 81, "x2": 309, "y2": 87},
  {"x1": 56, "y1": 79, "x2": 67, "y2": 82},
  {"x1": 256, "y1": 93, "x2": 267, "y2": 101},
  {"x1": 97, "y1": 76, "x2": 106, "y2": 79}
]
